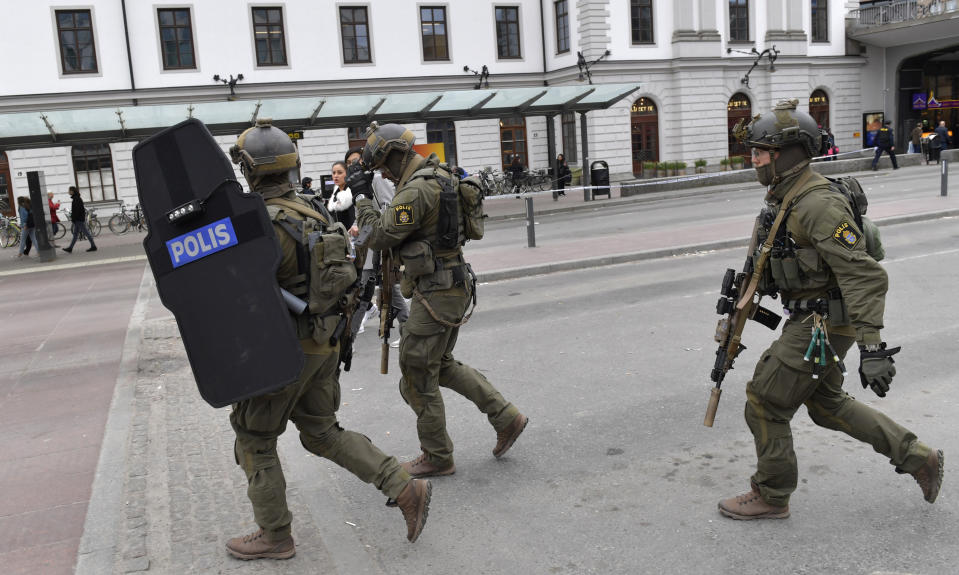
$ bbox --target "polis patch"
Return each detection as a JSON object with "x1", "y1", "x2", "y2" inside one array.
[
  {"x1": 832, "y1": 220, "x2": 860, "y2": 249},
  {"x1": 393, "y1": 204, "x2": 414, "y2": 226},
  {"x1": 166, "y1": 217, "x2": 238, "y2": 268}
]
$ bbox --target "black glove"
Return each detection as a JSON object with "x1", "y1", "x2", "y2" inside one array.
[
  {"x1": 346, "y1": 163, "x2": 373, "y2": 201},
  {"x1": 858, "y1": 343, "x2": 901, "y2": 398}
]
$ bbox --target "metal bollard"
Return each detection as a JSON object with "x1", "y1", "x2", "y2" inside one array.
[
  {"x1": 942, "y1": 159, "x2": 948, "y2": 196},
  {"x1": 525, "y1": 196, "x2": 536, "y2": 247}
]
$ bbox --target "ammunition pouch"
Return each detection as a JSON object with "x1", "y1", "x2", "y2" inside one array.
[
  {"x1": 399, "y1": 240, "x2": 435, "y2": 277},
  {"x1": 416, "y1": 255, "x2": 469, "y2": 294}
]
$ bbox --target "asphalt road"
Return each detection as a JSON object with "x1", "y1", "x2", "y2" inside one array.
[{"x1": 300, "y1": 215, "x2": 959, "y2": 575}]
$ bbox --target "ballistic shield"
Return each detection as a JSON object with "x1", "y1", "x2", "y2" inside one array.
[{"x1": 133, "y1": 118, "x2": 303, "y2": 407}]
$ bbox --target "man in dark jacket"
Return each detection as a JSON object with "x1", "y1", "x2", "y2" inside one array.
[
  {"x1": 871, "y1": 121, "x2": 898, "y2": 171},
  {"x1": 933, "y1": 120, "x2": 950, "y2": 164},
  {"x1": 63, "y1": 186, "x2": 97, "y2": 253}
]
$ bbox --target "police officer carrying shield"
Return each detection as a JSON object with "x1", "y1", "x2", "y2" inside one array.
[
  {"x1": 718, "y1": 100, "x2": 943, "y2": 520},
  {"x1": 349, "y1": 123, "x2": 528, "y2": 478},
  {"x1": 224, "y1": 119, "x2": 430, "y2": 559}
]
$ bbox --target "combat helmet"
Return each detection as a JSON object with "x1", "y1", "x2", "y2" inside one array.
[
  {"x1": 362, "y1": 122, "x2": 416, "y2": 181},
  {"x1": 733, "y1": 99, "x2": 826, "y2": 159},
  {"x1": 229, "y1": 118, "x2": 299, "y2": 183}
]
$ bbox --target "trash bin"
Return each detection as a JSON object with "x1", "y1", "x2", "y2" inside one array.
[{"x1": 590, "y1": 160, "x2": 611, "y2": 199}]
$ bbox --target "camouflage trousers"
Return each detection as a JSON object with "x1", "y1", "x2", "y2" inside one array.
[
  {"x1": 745, "y1": 318, "x2": 931, "y2": 506},
  {"x1": 230, "y1": 349, "x2": 410, "y2": 539},
  {"x1": 399, "y1": 284, "x2": 519, "y2": 467}
]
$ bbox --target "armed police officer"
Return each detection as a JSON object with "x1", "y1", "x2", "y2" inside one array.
[
  {"x1": 349, "y1": 123, "x2": 528, "y2": 478},
  {"x1": 718, "y1": 100, "x2": 943, "y2": 520},
  {"x1": 223, "y1": 119, "x2": 431, "y2": 559}
]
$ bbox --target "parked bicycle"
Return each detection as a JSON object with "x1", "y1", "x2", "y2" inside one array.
[
  {"x1": 109, "y1": 203, "x2": 148, "y2": 235},
  {"x1": 0, "y1": 213, "x2": 21, "y2": 248}
]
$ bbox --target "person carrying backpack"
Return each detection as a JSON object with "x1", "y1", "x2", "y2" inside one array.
[
  {"x1": 871, "y1": 120, "x2": 898, "y2": 171},
  {"x1": 717, "y1": 99, "x2": 942, "y2": 522}
]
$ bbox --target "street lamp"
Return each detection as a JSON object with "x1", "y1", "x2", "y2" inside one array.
[
  {"x1": 463, "y1": 65, "x2": 490, "y2": 89},
  {"x1": 213, "y1": 73, "x2": 245, "y2": 99},
  {"x1": 576, "y1": 50, "x2": 610, "y2": 85},
  {"x1": 726, "y1": 46, "x2": 779, "y2": 88}
]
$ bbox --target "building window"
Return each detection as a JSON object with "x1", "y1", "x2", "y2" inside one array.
[
  {"x1": 427, "y1": 120, "x2": 458, "y2": 166},
  {"x1": 420, "y1": 6, "x2": 449, "y2": 61},
  {"x1": 252, "y1": 7, "x2": 287, "y2": 66},
  {"x1": 158, "y1": 8, "x2": 195, "y2": 69},
  {"x1": 495, "y1": 6, "x2": 521, "y2": 59},
  {"x1": 348, "y1": 126, "x2": 367, "y2": 151},
  {"x1": 56, "y1": 10, "x2": 98, "y2": 74},
  {"x1": 811, "y1": 0, "x2": 828, "y2": 42},
  {"x1": 555, "y1": 1, "x2": 570, "y2": 54},
  {"x1": 729, "y1": 0, "x2": 749, "y2": 43},
  {"x1": 630, "y1": 0, "x2": 654, "y2": 45},
  {"x1": 340, "y1": 6, "x2": 372, "y2": 64},
  {"x1": 499, "y1": 116, "x2": 527, "y2": 170},
  {"x1": 561, "y1": 112, "x2": 577, "y2": 163},
  {"x1": 72, "y1": 144, "x2": 117, "y2": 202}
]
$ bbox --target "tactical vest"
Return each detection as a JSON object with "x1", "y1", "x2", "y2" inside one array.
[
  {"x1": 266, "y1": 196, "x2": 357, "y2": 345},
  {"x1": 877, "y1": 127, "x2": 892, "y2": 146},
  {"x1": 754, "y1": 176, "x2": 882, "y2": 325}
]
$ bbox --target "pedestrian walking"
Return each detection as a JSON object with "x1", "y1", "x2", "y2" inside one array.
[
  {"x1": 932, "y1": 120, "x2": 949, "y2": 164},
  {"x1": 16, "y1": 196, "x2": 37, "y2": 258},
  {"x1": 871, "y1": 120, "x2": 898, "y2": 170},
  {"x1": 909, "y1": 122, "x2": 922, "y2": 154},
  {"x1": 717, "y1": 99, "x2": 943, "y2": 521},
  {"x1": 62, "y1": 186, "x2": 97, "y2": 253}
]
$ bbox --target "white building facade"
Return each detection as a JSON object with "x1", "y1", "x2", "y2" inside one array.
[{"x1": 1, "y1": 0, "x2": 866, "y2": 212}]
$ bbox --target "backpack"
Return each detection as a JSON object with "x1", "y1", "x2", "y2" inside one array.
[
  {"x1": 825, "y1": 176, "x2": 884, "y2": 261},
  {"x1": 411, "y1": 164, "x2": 486, "y2": 249},
  {"x1": 266, "y1": 197, "x2": 358, "y2": 343}
]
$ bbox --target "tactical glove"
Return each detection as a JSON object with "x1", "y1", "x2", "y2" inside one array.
[
  {"x1": 346, "y1": 163, "x2": 373, "y2": 201},
  {"x1": 858, "y1": 342, "x2": 901, "y2": 398}
]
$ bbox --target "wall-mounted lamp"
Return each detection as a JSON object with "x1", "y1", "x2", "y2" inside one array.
[
  {"x1": 726, "y1": 46, "x2": 779, "y2": 88},
  {"x1": 463, "y1": 65, "x2": 490, "y2": 89},
  {"x1": 213, "y1": 73, "x2": 245, "y2": 99},
  {"x1": 576, "y1": 50, "x2": 610, "y2": 85}
]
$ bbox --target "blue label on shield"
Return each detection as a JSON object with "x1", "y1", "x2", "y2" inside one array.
[{"x1": 166, "y1": 217, "x2": 238, "y2": 268}]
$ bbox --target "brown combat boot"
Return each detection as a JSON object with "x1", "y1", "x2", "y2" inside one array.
[
  {"x1": 395, "y1": 478, "x2": 432, "y2": 542},
  {"x1": 225, "y1": 528, "x2": 295, "y2": 560},
  {"x1": 401, "y1": 451, "x2": 456, "y2": 478},
  {"x1": 911, "y1": 449, "x2": 944, "y2": 503},
  {"x1": 718, "y1": 484, "x2": 790, "y2": 520},
  {"x1": 493, "y1": 413, "x2": 529, "y2": 458}
]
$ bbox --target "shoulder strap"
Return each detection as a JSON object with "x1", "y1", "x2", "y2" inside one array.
[
  {"x1": 266, "y1": 197, "x2": 331, "y2": 227},
  {"x1": 736, "y1": 170, "x2": 813, "y2": 311}
]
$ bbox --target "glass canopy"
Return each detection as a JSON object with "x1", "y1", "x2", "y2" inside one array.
[{"x1": 0, "y1": 83, "x2": 639, "y2": 148}]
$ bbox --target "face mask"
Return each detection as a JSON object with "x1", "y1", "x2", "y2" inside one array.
[{"x1": 755, "y1": 161, "x2": 777, "y2": 186}]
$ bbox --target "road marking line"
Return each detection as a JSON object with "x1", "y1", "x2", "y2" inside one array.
[{"x1": 0, "y1": 255, "x2": 147, "y2": 277}]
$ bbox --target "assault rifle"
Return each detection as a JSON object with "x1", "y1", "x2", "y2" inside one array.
[
  {"x1": 379, "y1": 248, "x2": 400, "y2": 374},
  {"x1": 330, "y1": 272, "x2": 376, "y2": 372},
  {"x1": 704, "y1": 216, "x2": 782, "y2": 427}
]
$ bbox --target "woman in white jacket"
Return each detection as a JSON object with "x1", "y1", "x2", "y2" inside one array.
[{"x1": 327, "y1": 160, "x2": 355, "y2": 227}]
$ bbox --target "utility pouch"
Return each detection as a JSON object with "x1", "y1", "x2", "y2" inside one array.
[
  {"x1": 770, "y1": 254, "x2": 788, "y2": 291},
  {"x1": 780, "y1": 254, "x2": 801, "y2": 290},
  {"x1": 827, "y1": 297, "x2": 850, "y2": 326},
  {"x1": 400, "y1": 275, "x2": 415, "y2": 299},
  {"x1": 399, "y1": 240, "x2": 435, "y2": 278},
  {"x1": 308, "y1": 223, "x2": 357, "y2": 316},
  {"x1": 436, "y1": 177, "x2": 460, "y2": 250},
  {"x1": 417, "y1": 268, "x2": 454, "y2": 293}
]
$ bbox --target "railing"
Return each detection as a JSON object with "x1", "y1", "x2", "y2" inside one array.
[{"x1": 851, "y1": 0, "x2": 959, "y2": 26}]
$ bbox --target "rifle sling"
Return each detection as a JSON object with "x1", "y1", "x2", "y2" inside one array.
[{"x1": 736, "y1": 169, "x2": 813, "y2": 312}]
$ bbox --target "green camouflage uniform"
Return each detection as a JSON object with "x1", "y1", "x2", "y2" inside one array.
[
  {"x1": 230, "y1": 183, "x2": 410, "y2": 540},
  {"x1": 746, "y1": 167, "x2": 932, "y2": 506},
  {"x1": 354, "y1": 154, "x2": 520, "y2": 469}
]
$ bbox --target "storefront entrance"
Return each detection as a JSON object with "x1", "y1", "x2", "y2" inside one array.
[{"x1": 630, "y1": 97, "x2": 659, "y2": 176}]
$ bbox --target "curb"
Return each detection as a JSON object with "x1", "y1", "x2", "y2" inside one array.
[{"x1": 474, "y1": 208, "x2": 959, "y2": 284}]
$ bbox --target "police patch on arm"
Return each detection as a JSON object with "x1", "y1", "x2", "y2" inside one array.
[
  {"x1": 832, "y1": 220, "x2": 861, "y2": 249},
  {"x1": 393, "y1": 204, "x2": 414, "y2": 226}
]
